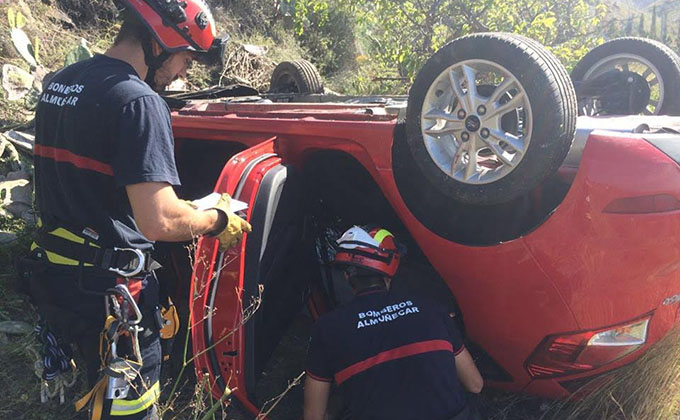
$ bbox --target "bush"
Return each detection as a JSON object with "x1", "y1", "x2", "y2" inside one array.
[
  {"x1": 223, "y1": 0, "x2": 276, "y2": 36},
  {"x1": 56, "y1": 0, "x2": 118, "y2": 28},
  {"x1": 295, "y1": 4, "x2": 357, "y2": 75}
]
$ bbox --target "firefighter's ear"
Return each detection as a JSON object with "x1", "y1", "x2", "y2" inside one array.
[{"x1": 151, "y1": 39, "x2": 163, "y2": 56}]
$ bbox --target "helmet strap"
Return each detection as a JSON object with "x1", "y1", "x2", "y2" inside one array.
[{"x1": 141, "y1": 35, "x2": 171, "y2": 91}]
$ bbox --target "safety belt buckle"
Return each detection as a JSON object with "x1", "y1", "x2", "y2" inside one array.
[{"x1": 108, "y1": 248, "x2": 145, "y2": 278}]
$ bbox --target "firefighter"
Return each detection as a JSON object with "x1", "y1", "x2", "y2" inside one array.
[
  {"x1": 304, "y1": 226, "x2": 484, "y2": 420},
  {"x1": 26, "y1": 1, "x2": 250, "y2": 419}
]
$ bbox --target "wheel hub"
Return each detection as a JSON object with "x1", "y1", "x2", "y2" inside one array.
[
  {"x1": 580, "y1": 53, "x2": 665, "y2": 115},
  {"x1": 420, "y1": 59, "x2": 533, "y2": 185},
  {"x1": 465, "y1": 115, "x2": 481, "y2": 132}
]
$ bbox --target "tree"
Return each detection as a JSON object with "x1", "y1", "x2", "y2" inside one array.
[
  {"x1": 661, "y1": 12, "x2": 668, "y2": 43},
  {"x1": 353, "y1": 0, "x2": 608, "y2": 78},
  {"x1": 639, "y1": 14, "x2": 646, "y2": 37},
  {"x1": 625, "y1": 17, "x2": 634, "y2": 35},
  {"x1": 293, "y1": 0, "x2": 613, "y2": 93},
  {"x1": 650, "y1": 6, "x2": 657, "y2": 39},
  {"x1": 292, "y1": 1, "x2": 358, "y2": 73}
]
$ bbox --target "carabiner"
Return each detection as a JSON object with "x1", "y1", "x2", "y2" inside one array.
[
  {"x1": 108, "y1": 248, "x2": 145, "y2": 278},
  {"x1": 112, "y1": 284, "x2": 143, "y2": 326}
]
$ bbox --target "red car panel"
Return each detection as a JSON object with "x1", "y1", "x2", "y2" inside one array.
[
  {"x1": 177, "y1": 102, "x2": 680, "y2": 408},
  {"x1": 190, "y1": 138, "x2": 280, "y2": 412}
]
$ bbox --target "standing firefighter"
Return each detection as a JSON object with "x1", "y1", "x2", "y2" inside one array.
[
  {"x1": 304, "y1": 226, "x2": 484, "y2": 420},
  {"x1": 25, "y1": 1, "x2": 250, "y2": 419}
]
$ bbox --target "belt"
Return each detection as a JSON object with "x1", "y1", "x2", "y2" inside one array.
[{"x1": 35, "y1": 231, "x2": 161, "y2": 278}]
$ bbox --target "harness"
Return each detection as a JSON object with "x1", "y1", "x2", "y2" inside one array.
[
  {"x1": 75, "y1": 283, "x2": 149, "y2": 420},
  {"x1": 33, "y1": 225, "x2": 161, "y2": 279},
  {"x1": 27, "y1": 222, "x2": 171, "y2": 417}
]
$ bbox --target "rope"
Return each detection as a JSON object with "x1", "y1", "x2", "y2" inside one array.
[
  {"x1": 33, "y1": 318, "x2": 78, "y2": 404},
  {"x1": 35, "y1": 319, "x2": 74, "y2": 380}
]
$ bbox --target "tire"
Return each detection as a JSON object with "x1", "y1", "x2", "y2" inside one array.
[
  {"x1": 399, "y1": 32, "x2": 576, "y2": 210},
  {"x1": 268, "y1": 59, "x2": 324, "y2": 94},
  {"x1": 571, "y1": 37, "x2": 680, "y2": 116}
]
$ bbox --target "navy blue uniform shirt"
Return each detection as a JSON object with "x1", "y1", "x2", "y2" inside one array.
[
  {"x1": 34, "y1": 55, "x2": 180, "y2": 249},
  {"x1": 306, "y1": 287, "x2": 468, "y2": 420}
]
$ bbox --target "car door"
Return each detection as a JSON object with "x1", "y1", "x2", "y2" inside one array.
[{"x1": 190, "y1": 137, "x2": 309, "y2": 414}]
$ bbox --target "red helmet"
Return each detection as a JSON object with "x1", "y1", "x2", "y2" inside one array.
[
  {"x1": 118, "y1": 0, "x2": 227, "y2": 62},
  {"x1": 334, "y1": 226, "x2": 401, "y2": 277}
]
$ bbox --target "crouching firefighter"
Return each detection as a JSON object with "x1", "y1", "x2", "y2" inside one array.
[
  {"x1": 304, "y1": 226, "x2": 484, "y2": 420},
  {"x1": 22, "y1": 1, "x2": 251, "y2": 419}
]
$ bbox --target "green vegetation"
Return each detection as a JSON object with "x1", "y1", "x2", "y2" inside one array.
[
  {"x1": 293, "y1": 0, "x2": 609, "y2": 93},
  {"x1": 0, "y1": 214, "x2": 76, "y2": 420},
  {"x1": 3, "y1": 0, "x2": 680, "y2": 102},
  {"x1": 605, "y1": 0, "x2": 680, "y2": 48},
  {"x1": 1, "y1": 1, "x2": 680, "y2": 419},
  {"x1": 292, "y1": 0, "x2": 680, "y2": 93}
]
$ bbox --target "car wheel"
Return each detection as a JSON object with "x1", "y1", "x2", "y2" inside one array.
[
  {"x1": 269, "y1": 59, "x2": 324, "y2": 94},
  {"x1": 571, "y1": 37, "x2": 680, "y2": 116},
  {"x1": 400, "y1": 32, "x2": 576, "y2": 208}
]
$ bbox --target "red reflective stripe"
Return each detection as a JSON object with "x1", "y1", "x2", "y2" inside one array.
[
  {"x1": 34, "y1": 144, "x2": 113, "y2": 176},
  {"x1": 334, "y1": 339, "x2": 454, "y2": 385}
]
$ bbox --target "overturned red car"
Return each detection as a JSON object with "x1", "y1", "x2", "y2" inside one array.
[{"x1": 158, "y1": 33, "x2": 680, "y2": 414}]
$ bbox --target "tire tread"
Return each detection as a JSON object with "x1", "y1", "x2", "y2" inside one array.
[
  {"x1": 270, "y1": 59, "x2": 324, "y2": 94},
  {"x1": 571, "y1": 37, "x2": 680, "y2": 115},
  {"x1": 402, "y1": 32, "x2": 577, "y2": 206}
]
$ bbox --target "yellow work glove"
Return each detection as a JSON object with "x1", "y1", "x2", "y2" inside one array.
[{"x1": 209, "y1": 193, "x2": 252, "y2": 251}]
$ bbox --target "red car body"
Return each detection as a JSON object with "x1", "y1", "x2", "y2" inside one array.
[{"x1": 170, "y1": 100, "x2": 680, "y2": 412}]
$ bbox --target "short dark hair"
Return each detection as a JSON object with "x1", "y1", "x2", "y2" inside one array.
[
  {"x1": 113, "y1": 9, "x2": 150, "y2": 46},
  {"x1": 344, "y1": 265, "x2": 387, "y2": 292}
]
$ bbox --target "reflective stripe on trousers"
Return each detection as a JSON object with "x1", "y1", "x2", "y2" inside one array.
[{"x1": 110, "y1": 381, "x2": 160, "y2": 416}]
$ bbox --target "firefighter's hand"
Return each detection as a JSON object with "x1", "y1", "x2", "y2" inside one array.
[
  {"x1": 210, "y1": 193, "x2": 252, "y2": 250},
  {"x1": 183, "y1": 199, "x2": 198, "y2": 209}
]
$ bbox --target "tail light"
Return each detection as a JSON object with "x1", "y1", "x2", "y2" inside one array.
[
  {"x1": 603, "y1": 194, "x2": 680, "y2": 214},
  {"x1": 526, "y1": 314, "x2": 651, "y2": 379}
]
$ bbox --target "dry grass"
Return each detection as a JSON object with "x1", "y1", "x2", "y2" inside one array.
[
  {"x1": 216, "y1": 44, "x2": 276, "y2": 92},
  {"x1": 0, "y1": 0, "x2": 117, "y2": 73},
  {"x1": 0, "y1": 216, "x2": 83, "y2": 420},
  {"x1": 472, "y1": 329, "x2": 680, "y2": 420},
  {"x1": 206, "y1": 8, "x2": 308, "y2": 92},
  {"x1": 55, "y1": 0, "x2": 118, "y2": 29},
  {"x1": 0, "y1": 335, "x2": 82, "y2": 420}
]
